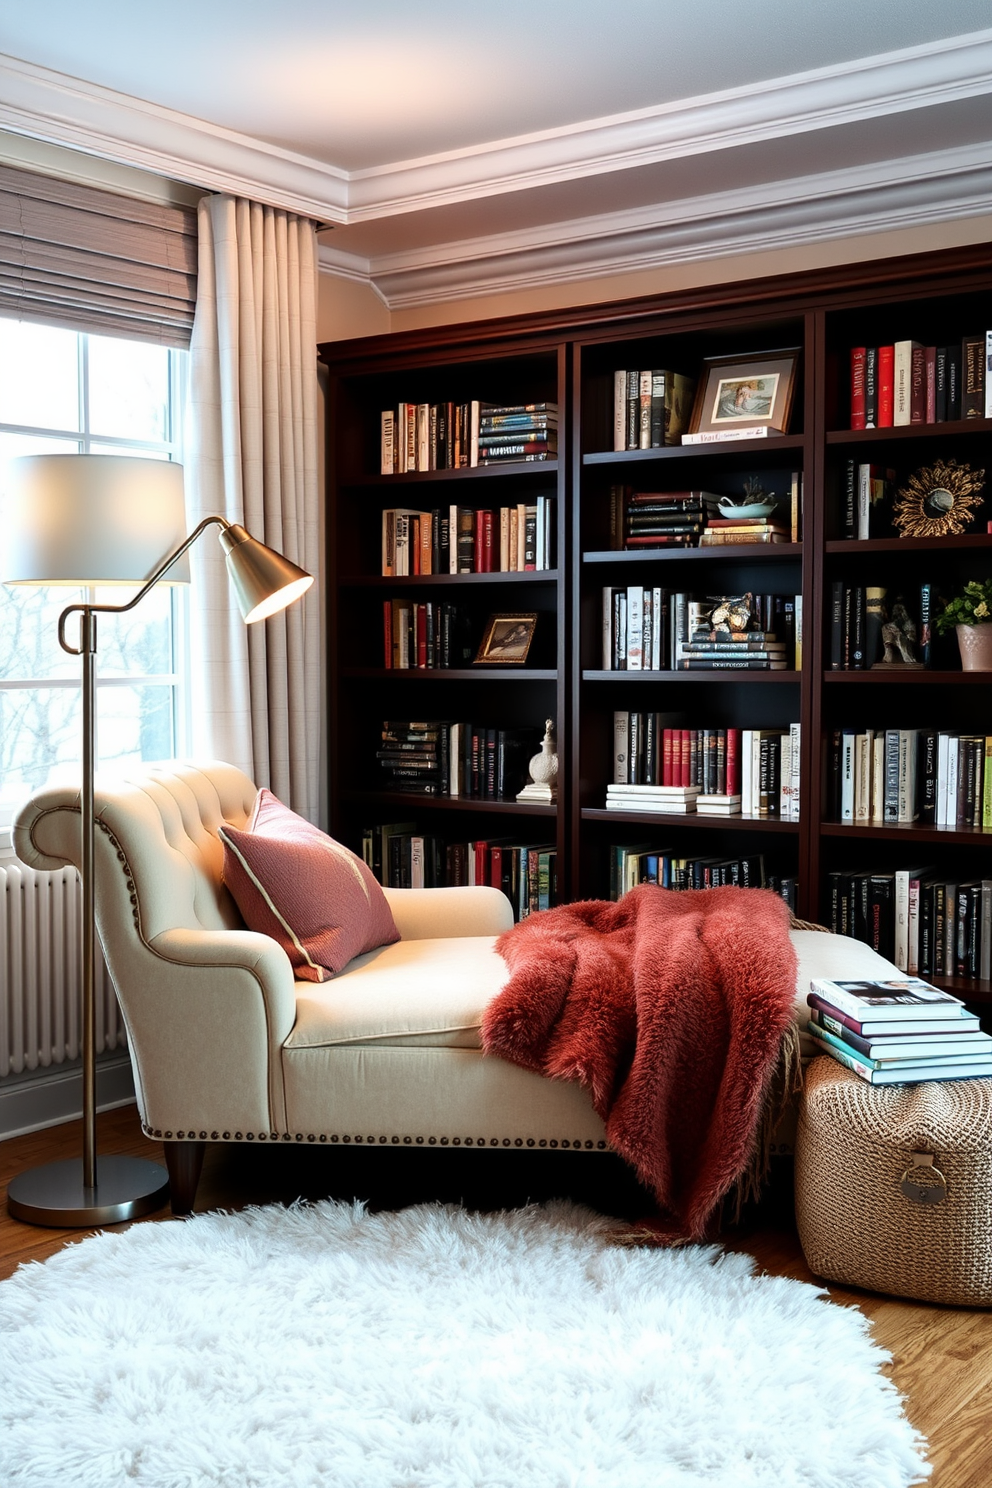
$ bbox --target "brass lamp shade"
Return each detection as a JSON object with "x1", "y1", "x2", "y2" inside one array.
[{"x1": 219, "y1": 523, "x2": 314, "y2": 623}]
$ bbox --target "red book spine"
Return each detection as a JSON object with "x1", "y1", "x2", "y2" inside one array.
[
  {"x1": 925, "y1": 346, "x2": 937, "y2": 424},
  {"x1": 910, "y1": 345, "x2": 926, "y2": 424},
  {"x1": 411, "y1": 516, "x2": 421, "y2": 575},
  {"x1": 680, "y1": 729, "x2": 690, "y2": 787},
  {"x1": 727, "y1": 728, "x2": 740, "y2": 796},
  {"x1": 850, "y1": 347, "x2": 866, "y2": 429},
  {"x1": 383, "y1": 600, "x2": 392, "y2": 668},
  {"x1": 474, "y1": 839, "x2": 488, "y2": 886},
  {"x1": 482, "y1": 510, "x2": 494, "y2": 572},
  {"x1": 662, "y1": 729, "x2": 673, "y2": 787},
  {"x1": 490, "y1": 845, "x2": 503, "y2": 890},
  {"x1": 416, "y1": 604, "x2": 427, "y2": 668},
  {"x1": 877, "y1": 345, "x2": 894, "y2": 427},
  {"x1": 473, "y1": 516, "x2": 484, "y2": 574}
]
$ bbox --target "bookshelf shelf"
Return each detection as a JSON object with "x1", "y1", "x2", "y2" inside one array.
[
  {"x1": 820, "y1": 821, "x2": 992, "y2": 844},
  {"x1": 342, "y1": 668, "x2": 558, "y2": 682},
  {"x1": 582, "y1": 545, "x2": 802, "y2": 566},
  {"x1": 344, "y1": 790, "x2": 557, "y2": 818},
  {"x1": 322, "y1": 240, "x2": 992, "y2": 973},
  {"x1": 582, "y1": 808, "x2": 799, "y2": 833},
  {"x1": 340, "y1": 572, "x2": 558, "y2": 589},
  {"x1": 582, "y1": 670, "x2": 800, "y2": 684},
  {"x1": 582, "y1": 436, "x2": 805, "y2": 466}
]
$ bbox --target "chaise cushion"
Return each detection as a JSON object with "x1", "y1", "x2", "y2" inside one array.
[{"x1": 219, "y1": 789, "x2": 399, "y2": 981}]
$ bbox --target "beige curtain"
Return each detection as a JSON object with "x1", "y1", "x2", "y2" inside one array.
[{"x1": 185, "y1": 195, "x2": 321, "y2": 821}]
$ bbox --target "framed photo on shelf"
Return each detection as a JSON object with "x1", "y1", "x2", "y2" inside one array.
[
  {"x1": 474, "y1": 612, "x2": 538, "y2": 666},
  {"x1": 688, "y1": 350, "x2": 800, "y2": 437}
]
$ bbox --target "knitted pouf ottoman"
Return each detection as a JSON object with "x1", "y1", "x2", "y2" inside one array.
[{"x1": 796, "y1": 1057, "x2": 992, "y2": 1305}]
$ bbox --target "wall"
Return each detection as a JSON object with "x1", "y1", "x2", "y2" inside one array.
[{"x1": 316, "y1": 213, "x2": 992, "y2": 343}]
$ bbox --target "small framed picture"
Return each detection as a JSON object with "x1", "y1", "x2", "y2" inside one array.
[
  {"x1": 474, "y1": 612, "x2": 538, "y2": 666},
  {"x1": 688, "y1": 350, "x2": 800, "y2": 436}
]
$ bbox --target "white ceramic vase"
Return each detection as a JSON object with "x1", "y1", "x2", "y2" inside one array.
[{"x1": 956, "y1": 624, "x2": 992, "y2": 672}]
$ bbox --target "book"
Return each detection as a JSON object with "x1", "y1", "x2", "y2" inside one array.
[
  {"x1": 807, "y1": 1008, "x2": 989, "y2": 1060},
  {"x1": 806, "y1": 1027, "x2": 992, "y2": 1084},
  {"x1": 681, "y1": 426, "x2": 782, "y2": 444},
  {"x1": 962, "y1": 333, "x2": 986, "y2": 418},
  {"x1": 808, "y1": 977, "x2": 968, "y2": 1022}
]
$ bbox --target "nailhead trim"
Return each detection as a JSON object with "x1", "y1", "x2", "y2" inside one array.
[{"x1": 142, "y1": 1121, "x2": 605, "y2": 1149}]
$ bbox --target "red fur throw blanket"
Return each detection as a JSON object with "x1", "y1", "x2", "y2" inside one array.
[{"x1": 482, "y1": 884, "x2": 799, "y2": 1241}]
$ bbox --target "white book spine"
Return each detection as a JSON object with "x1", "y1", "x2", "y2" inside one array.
[
  {"x1": 449, "y1": 722, "x2": 461, "y2": 795},
  {"x1": 894, "y1": 871, "x2": 909, "y2": 972},
  {"x1": 898, "y1": 729, "x2": 918, "y2": 823},
  {"x1": 614, "y1": 371, "x2": 627, "y2": 452},
  {"x1": 395, "y1": 514, "x2": 408, "y2": 577},
  {"x1": 469, "y1": 400, "x2": 480, "y2": 468},
  {"x1": 638, "y1": 370, "x2": 652, "y2": 450},
  {"x1": 602, "y1": 588, "x2": 614, "y2": 670},
  {"x1": 893, "y1": 340, "x2": 913, "y2": 425},
  {"x1": 516, "y1": 503, "x2": 527, "y2": 571},
  {"x1": 742, "y1": 730, "x2": 752, "y2": 816},
  {"x1": 790, "y1": 721, "x2": 801, "y2": 821},
  {"x1": 613, "y1": 711, "x2": 629, "y2": 786},
  {"x1": 416, "y1": 403, "x2": 429, "y2": 471},
  {"x1": 499, "y1": 507, "x2": 510, "y2": 571},
  {"x1": 854, "y1": 730, "x2": 871, "y2": 822},
  {"x1": 652, "y1": 588, "x2": 663, "y2": 671},
  {"x1": 907, "y1": 877, "x2": 921, "y2": 976},
  {"x1": 871, "y1": 734, "x2": 885, "y2": 823},
  {"x1": 857, "y1": 463, "x2": 870, "y2": 540},
  {"x1": 535, "y1": 496, "x2": 546, "y2": 570},
  {"x1": 946, "y1": 736, "x2": 959, "y2": 828},
  {"x1": 937, "y1": 732, "x2": 949, "y2": 826},
  {"x1": 410, "y1": 836, "x2": 425, "y2": 890},
  {"x1": 883, "y1": 729, "x2": 899, "y2": 823},
  {"x1": 981, "y1": 880, "x2": 992, "y2": 981},
  {"x1": 841, "y1": 732, "x2": 855, "y2": 822},
  {"x1": 779, "y1": 730, "x2": 792, "y2": 819},
  {"x1": 380, "y1": 410, "x2": 395, "y2": 474},
  {"x1": 751, "y1": 731, "x2": 763, "y2": 817},
  {"x1": 626, "y1": 587, "x2": 644, "y2": 670}
]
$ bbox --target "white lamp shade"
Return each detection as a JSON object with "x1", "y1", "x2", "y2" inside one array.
[{"x1": 1, "y1": 454, "x2": 190, "y2": 585}]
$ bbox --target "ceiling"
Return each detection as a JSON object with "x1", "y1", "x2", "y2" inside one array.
[{"x1": 1, "y1": 2, "x2": 991, "y2": 309}]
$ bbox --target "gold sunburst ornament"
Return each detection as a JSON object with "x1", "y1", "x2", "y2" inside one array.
[{"x1": 893, "y1": 459, "x2": 986, "y2": 538}]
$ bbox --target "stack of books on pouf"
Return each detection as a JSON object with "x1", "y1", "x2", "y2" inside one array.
[
  {"x1": 605, "y1": 784, "x2": 699, "y2": 814},
  {"x1": 806, "y1": 977, "x2": 992, "y2": 1085}
]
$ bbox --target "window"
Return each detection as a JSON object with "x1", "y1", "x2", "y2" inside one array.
[{"x1": 0, "y1": 318, "x2": 189, "y2": 828}]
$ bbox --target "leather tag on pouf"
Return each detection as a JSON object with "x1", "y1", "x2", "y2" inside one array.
[{"x1": 900, "y1": 1152, "x2": 948, "y2": 1206}]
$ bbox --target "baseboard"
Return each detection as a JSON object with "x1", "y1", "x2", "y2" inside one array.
[{"x1": 0, "y1": 1054, "x2": 136, "y2": 1142}]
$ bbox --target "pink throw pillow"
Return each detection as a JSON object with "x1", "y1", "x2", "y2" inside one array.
[{"x1": 218, "y1": 789, "x2": 400, "y2": 980}]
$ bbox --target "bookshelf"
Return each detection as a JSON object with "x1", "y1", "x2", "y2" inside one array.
[{"x1": 320, "y1": 243, "x2": 992, "y2": 1002}]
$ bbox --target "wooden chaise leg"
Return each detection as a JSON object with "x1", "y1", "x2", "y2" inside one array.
[{"x1": 164, "y1": 1139, "x2": 206, "y2": 1217}]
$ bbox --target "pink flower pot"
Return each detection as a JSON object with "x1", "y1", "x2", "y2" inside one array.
[{"x1": 956, "y1": 624, "x2": 992, "y2": 671}]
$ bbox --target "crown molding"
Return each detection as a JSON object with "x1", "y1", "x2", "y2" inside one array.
[
  {"x1": 0, "y1": 53, "x2": 350, "y2": 222},
  {"x1": 319, "y1": 142, "x2": 992, "y2": 309},
  {"x1": 1, "y1": 33, "x2": 991, "y2": 228},
  {"x1": 343, "y1": 29, "x2": 992, "y2": 221}
]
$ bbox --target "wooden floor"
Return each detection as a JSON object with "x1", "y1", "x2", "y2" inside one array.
[{"x1": 2, "y1": 1106, "x2": 989, "y2": 1488}]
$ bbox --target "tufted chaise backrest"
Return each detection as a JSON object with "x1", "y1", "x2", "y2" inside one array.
[{"x1": 14, "y1": 760, "x2": 260, "y2": 945}]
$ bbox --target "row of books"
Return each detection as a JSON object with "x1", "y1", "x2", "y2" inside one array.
[
  {"x1": 362, "y1": 822, "x2": 556, "y2": 921},
  {"x1": 607, "y1": 480, "x2": 801, "y2": 549},
  {"x1": 380, "y1": 401, "x2": 558, "y2": 473},
  {"x1": 849, "y1": 335, "x2": 991, "y2": 430},
  {"x1": 609, "y1": 717, "x2": 800, "y2": 819},
  {"x1": 377, "y1": 720, "x2": 537, "y2": 800},
  {"x1": 839, "y1": 462, "x2": 895, "y2": 540},
  {"x1": 601, "y1": 588, "x2": 801, "y2": 671},
  {"x1": 805, "y1": 978, "x2": 991, "y2": 1086},
  {"x1": 382, "y1": 499, "x2": 554, "y2": 575},
  {"x1": 828, "y1": 868, "x2": 992, "y2": 978},
  {"x1": 827, "y1": 728, "x2": 992, "y2": 828},
  {"x1": 609, "y1": 845, "x2": 796, "y2": 907},
  {"x1": 612, "y1": 369, "x2": 695, "y2": 451},
  {"x1": 382, "y1": 600, "x2": 473, "y2": 670},
  {"x1": 828, "y1": 581, "x2": 941, "y2": 670}
]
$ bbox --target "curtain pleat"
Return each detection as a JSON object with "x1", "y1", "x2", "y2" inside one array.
[{"x1": 185, "y1": 194, "x2": 321, "y2": 821}]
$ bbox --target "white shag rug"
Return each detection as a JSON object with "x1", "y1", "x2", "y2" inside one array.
[{"x1": 0, "y1": 1200, "x2": 929, "y2": 1488}]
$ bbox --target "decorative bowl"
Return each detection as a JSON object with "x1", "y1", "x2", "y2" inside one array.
[{"x1": 717, "y1": 496, "x2": 778, "y2": 519}]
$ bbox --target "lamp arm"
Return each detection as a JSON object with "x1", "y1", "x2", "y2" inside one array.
[{"x1": 57, "y1": 515, "x2": 230, "y2": 656}]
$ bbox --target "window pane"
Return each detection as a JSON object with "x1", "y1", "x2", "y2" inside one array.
[
  {"x1": 0, "y1": 686, "x2": 82, "y2": 815},
  {"x1": 94, "y1": 585, "x2": 174, "y2": 677},
  {"x1": 88, "y1": 335, "x2": 170, "y2": 444},
  {"x1": 0, "y1": 319, "x2": 79, "y2": 432},
  {"x1": 98, "y1": 682, "x2": 174, "y2": 766},
  {"x1": 0, "y1": 586, "x2": 85, "y2": 681},
  {"x1": 88, "y1": 443, "x2": 171, "y2": 460},
  {"x1": 0, "y1": 431, "x2": 80, "y2": 465}
]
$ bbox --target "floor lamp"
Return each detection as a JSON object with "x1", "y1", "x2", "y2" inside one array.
[{"x1": 2, "y1": 453, "x2": 313, "y2": 1227}]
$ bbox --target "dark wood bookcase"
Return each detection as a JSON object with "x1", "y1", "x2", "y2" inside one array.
[{"x1": 320, "y1": 243, "x2": 992, "y2": 1006}]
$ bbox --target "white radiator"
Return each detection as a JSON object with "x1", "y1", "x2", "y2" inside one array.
[{"x1": 0, "y1": 862, "x2": 124, "y2": 1080}]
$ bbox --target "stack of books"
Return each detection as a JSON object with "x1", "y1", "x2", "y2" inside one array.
[
  {"x1": 806, "y1": 977, "x2": 992, "y2": 1085},
  {"x1": 849, "y1": 333, "x2": 991, "y2": 430},
  {"x1": 699, "y1": 514, "x2": 789, "y2": 546},
  {"x1": 827, "y1": 867, "x2": 992, "y2": 979},
  {"x1": 676, "y1": 598, "x2": 789, "y2": 671},
  {"x1": 477, "y1": 403, "x2": 557, "y2": 465},
  {"x1": 363, "y1": 823, "x2": 557, "y2": 921},
  {"x1": 377, "y1": 720, "x2": 537, "y2": 800},
  {"x1": 827, "y1": 727, "x2": 992, "y2": 827},
  {"x1": 609, "y1": 845, "x2": 783, "y2": 900},
  {"x1": 612, "y1": 369, "x2": 695, "y2": 450},
  {"x1": 605, "y1": 783, "x2": 699, "y2": 814},
  {"x1": 616, "y1": 489, "x2": 706, "y2": 549}
]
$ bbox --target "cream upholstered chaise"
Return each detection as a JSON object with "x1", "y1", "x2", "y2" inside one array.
[{"x1": 14, "y1": 760, "x2": 905, "y2": 1215}]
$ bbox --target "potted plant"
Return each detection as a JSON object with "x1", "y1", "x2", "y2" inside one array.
[{"x1": 935, "y1": 579, "x2": 992, "y2": 671}]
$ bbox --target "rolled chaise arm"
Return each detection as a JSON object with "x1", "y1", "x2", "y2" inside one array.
[{"x1": 383, "y1": 885, "x2": 514, "y2": 940}]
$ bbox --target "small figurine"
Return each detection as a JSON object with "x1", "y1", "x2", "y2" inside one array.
[
  {"x1": 516, "y1": 719, "x2": 558, "y2": 803},
  {"x1": 878, "y1": 598, "x2": 921, "y2": 666}
]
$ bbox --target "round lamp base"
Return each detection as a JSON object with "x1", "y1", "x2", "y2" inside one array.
[{"x1": 7, "y1": 1156, "x2": 170, "y2": 1228}]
